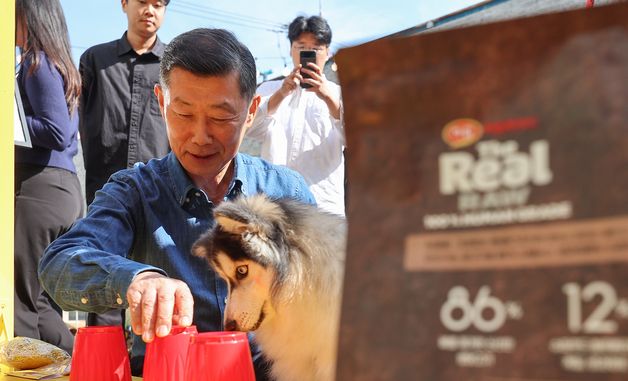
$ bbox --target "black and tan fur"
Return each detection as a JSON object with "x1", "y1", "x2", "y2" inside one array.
[{"x1": 193, "y1": 194, "x2": 346, "y2": 381}]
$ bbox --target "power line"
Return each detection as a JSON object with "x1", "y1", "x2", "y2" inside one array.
[
  {"x1": 275, "y1": 31, "x2": 288, "y2": 67},
  {"x1": 167, "y1": 8, "x2": 281, "y2": 32},
  {"x1": 177, "y1": 0, "x2": 287, "y2": 29},
  {"x1": 168, "y1": 8, "x2": 285, "y2": 33},
  {"x1": 170, "y1": 2, "x2": 287, "y2": 33},
  {"x1": 168, "y1": 2, "x2": 292, "y2": 75},
  {"x1": 168, "y1": 3, "x2": 291, "y2": 70}
]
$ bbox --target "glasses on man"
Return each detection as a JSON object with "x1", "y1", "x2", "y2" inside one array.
[{"x1": 293, "y1": 46, "x2": 327, "y2": 54}]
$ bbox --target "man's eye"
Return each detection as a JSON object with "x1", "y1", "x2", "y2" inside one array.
[
  {"x1": 173, "y1": 111, "x2": 191, "y2": 118},
  {"x1": 235, "y1": 265, "x2": 248, "y2": 280},
  {"x1": 212, "y1": 119, "x2": 231, "y2": 125}
]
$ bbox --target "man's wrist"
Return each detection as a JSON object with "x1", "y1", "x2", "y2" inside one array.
[
  {"x1": 323, "y1": 94, "x2": 341, "y2": 116},
  {"x1": 276, "y1": 86, "x2": 291, "y2": 100},
  {"x1": 133, "y1": 271, "x2": 166, "y2": 283}
]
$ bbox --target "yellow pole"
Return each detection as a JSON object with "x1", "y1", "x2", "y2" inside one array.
[{"x1": 0, "y1": 0, "x2": 16, "y2": 348}]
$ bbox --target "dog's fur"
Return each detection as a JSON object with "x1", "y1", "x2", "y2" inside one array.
[{"x1": 192, "y1": 195, "x2": 346, "y2": 381}]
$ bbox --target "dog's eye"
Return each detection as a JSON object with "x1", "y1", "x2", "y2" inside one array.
[{"x1": 235, "y1": 265, "x2": 248, "y2": 280}]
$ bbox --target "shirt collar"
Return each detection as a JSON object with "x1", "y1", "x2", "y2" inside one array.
[
  {"x1": 167, "y1": 152, "x2": 246, "y2": 206},
  {"x1": 117, "y1": 32, "x2": 166, "y2": 58},
  {"x1": 230, "y1": 154, "x2": 247, "y2": 198},
  {"x1": 167, "y1": 152, "x2": 196, "y2": 206}
]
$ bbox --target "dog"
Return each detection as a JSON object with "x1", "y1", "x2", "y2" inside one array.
[{"x1": 192, "y1": 194, "x2": 346, "y2": 381}]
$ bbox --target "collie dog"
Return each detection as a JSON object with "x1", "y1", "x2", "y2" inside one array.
[{"x1": 193, "y1": 195, "x2": 346, "y2": 381}]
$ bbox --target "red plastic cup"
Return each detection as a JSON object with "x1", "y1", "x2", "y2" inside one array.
[
  {"x1": 143, "y1": 325, "x2": 198, "y2": 381},
  {"x1": 70, "y1": 325, "x2": 131, "y2": 381},
  {"x1": 183, "y1": 332, "x2": 255, "y2": 381}
]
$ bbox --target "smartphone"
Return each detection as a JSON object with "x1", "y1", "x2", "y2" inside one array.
[{"x1": 299, "y1": 50, "x2": 317, "y2": 89}]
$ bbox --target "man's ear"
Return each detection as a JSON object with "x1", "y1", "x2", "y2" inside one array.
[
  {"x1": 154, "y1": 84, "x2": 165, "y2": 118},
  {"x1": 121, "y1": 0, "x2": 128, "y2": 12},
  {"x1": 245, "y1": 95, "x2": 261, "y2": 125}
]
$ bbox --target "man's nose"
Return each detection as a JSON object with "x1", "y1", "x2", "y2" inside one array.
[
  {"x1": 191, "y1": 122, "x2": 213, "y2": 145},
  {"x1": 145, "y1": 4, "x2": 156, "y2": 15}
]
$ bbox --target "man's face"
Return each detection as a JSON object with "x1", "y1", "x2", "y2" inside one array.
[
  {"x1": 155, "y1": 68, "x2": 260, "y2": 186},
  {"x1": 290, "y1": 32, "x2": 329, "y2": 70},
  {"x1": 122, "y1": 0, "x2": 166, "y2": 38}
]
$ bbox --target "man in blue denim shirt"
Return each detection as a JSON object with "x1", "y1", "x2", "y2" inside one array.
[{"x1": 39, "y1": 28, "x2": 315, "y2": 379}]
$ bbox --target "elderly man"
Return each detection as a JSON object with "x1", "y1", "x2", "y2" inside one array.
[{"x1": 40, "y1": 28, "x2": 315, "y2": 379}]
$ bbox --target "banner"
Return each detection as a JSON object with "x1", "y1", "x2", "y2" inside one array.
[{"x1": 336, "y1": 3, "x2": 628, "y2": 380}]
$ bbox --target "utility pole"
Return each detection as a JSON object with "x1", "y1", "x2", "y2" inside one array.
[{"x1": 319, "y1": 0, "x2": 323, "y2": 17}]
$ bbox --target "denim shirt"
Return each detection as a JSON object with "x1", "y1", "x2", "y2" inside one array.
[{"x1": 39, "y1": 152, "x2": 315, "y2": 373}]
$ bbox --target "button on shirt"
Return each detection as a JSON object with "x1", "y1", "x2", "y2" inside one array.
[
  {"x1": 247, "y1": 79, "x2": 345, "y2": 216},
  {"x1": 39, "y1": 152, "x2": 315, "y2": 374},
  {"x1": 79, "y1": 32, "x2": 169, "y2": 204}
]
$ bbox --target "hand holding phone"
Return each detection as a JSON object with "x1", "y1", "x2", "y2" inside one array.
[{"x1": 299, "y1": 50, "x2": 317, "y2": 89}]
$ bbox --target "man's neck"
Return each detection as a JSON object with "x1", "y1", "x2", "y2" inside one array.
[
  {"x1": 193, "y1": 162, "x2": 235, "y2": 205},
  {"x1": 126, "y1": 31, "x2": 157, "y2": 55}
]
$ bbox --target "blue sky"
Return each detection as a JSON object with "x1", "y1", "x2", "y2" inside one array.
[{"x1": 60, "y1": 0, "x2": 482, "y2": 80}]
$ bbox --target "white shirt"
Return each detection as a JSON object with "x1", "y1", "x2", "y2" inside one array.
[{"x1": 247, "y1": 79, "x2": 345, "y2": 216}]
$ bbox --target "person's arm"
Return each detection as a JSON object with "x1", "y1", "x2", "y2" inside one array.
[
  {"x1": 78, "y1": 50, "x2": 94, "y2": 143},
  {"x1": 329, "y1": 88, "x2": 344, "y2": 139},
  {"x1": 266, "y1": 66, "x2": 301, "y2": 115},
  {"x1": 246, "y1": 80, "x2": 289, "y2": 141},
  {"x1": 22, "y1": 55, "x2": 75, "y2": 150},
  {"x1": 322, "y1": 93, "x2": 341, "y2": 121},
  {"x1": 39, "y1": 172, "x2": 157, "y2": 312},
  {"x1": 39, "y1": 171, "x2": 194, "y2": 341}
]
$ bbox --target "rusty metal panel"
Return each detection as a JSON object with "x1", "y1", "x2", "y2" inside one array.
[{"x1": 336, "y1": 3, "x2": 628, "y2": 380}]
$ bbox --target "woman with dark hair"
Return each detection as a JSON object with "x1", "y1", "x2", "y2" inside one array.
[{"x1": 14, "y1": 0, "x2": 83, "y2": 353}]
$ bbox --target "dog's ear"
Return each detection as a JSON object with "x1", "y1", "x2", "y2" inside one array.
[
  {"x1": 215, "y1": 214, "x2": 251, "y2": 235},
  {"x1": 192, "y1": 231, "x2": 213, "y2": 259}
]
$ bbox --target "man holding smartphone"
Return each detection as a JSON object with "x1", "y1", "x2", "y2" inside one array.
[{"x1": 247, "y1": 15, "x2": 345, "y2": 216}]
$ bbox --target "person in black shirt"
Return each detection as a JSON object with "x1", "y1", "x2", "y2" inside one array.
[
  {"x1": 79, "y1": 0, "x2": 170, "y2": 328},
  {"x1": 79, "y1": 0, "x2": 170, "y2": 206}
]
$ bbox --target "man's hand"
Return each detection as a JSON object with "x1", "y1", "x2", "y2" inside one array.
[
  {"x1": 126, "y1": 271, "x2": 194, "y2": 343},
  {"x1": 301, "y1": 62, "x2": 341, "y2": 120},
  {"x1": 300, "y1": 62, "x2": 327, "y2": 98},
  {"x1": 279, "y1": 66, "x2": 301, "y2": 97},
  {"x1": 267, "y1": 66, "x2": 301, "y2": 115}
]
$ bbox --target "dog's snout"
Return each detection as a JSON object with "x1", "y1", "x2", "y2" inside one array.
[{"x1": 224, "y1": 319, "x2": 237, "y2": 331}]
